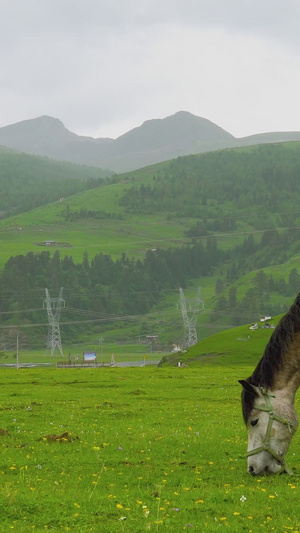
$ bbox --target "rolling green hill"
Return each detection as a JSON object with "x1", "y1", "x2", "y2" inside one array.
[
  {"x1": 0, "y1": 151, "x2": 112, "y2": 218},
  {"x1": 2, "y1": 141, "x2": 300, "y2": 265},
  {"x1": 159, "y1": 317, "x2": 281, "y2": 367},
  {"x1": 1, "y1": 141, "x2": 300, "y2": 352}
]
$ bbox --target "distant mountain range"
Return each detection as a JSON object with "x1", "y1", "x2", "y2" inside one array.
[{"x1": 1, "y1": 111, "x2": 300, "y2": 173}]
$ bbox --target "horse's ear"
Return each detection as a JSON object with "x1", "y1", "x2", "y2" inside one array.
[{"x1": 238, "y1": 379, "x2": 257, "y2": 396}]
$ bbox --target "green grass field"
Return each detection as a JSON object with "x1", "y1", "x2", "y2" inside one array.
[
  {"x1": 0, "y1": 168, "x2": 256, "y2": 269},
  {"x1": 0, "y1": 360, "x2": 299, "y2": 532}
]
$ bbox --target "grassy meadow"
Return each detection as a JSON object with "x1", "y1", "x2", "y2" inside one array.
[
  {"x1": 0, "y1": 361, "x2": 299, "y2": 532},
  {"x1": 0, "y1": 166, "x2": 251, "y2": 269}
]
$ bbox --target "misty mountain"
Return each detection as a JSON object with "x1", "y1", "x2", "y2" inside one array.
[
  {"x1": 0, "y1": 111, "x2": 300, "y2": 172},
  {"x1": 0, "y1": 144, "x2": 18, "y2": 154},
  {"x1": 0, "y1": 151, "x2": 109, "y2": 217}
]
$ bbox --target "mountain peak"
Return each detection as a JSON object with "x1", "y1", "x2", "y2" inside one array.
[
  {"x1": 2, "y1": 115, "x2": 67, "y2": 131},
  {"x1": 30, "y1": 115, "x2": 67, "y2": 127},
  {"x1": 0, "y1": 115, "x2": 79, "y2": 156},
  {"x1": 1, "y1": 111, "x2": 299, "y2": 173},
  {"x1": 115, "y1": 110, "x2": 234, "y2": 151}
]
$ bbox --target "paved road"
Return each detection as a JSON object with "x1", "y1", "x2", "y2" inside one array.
[
  {"x1": 0, "y1": 361, "x2": 159, "y2": 369},
  {"x1": 114, "y1": 361, "x2": 158, "y2": 367}
]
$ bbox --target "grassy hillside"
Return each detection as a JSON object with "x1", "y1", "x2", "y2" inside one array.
[
  {"x1": 0, "y1": 166, "x2": 207, "y2": 267},
  {"x1": 3, "y1": 141, "x2": 300, "y2": 266},
  {"x1": 159, "y1": 315, "x2": 282, "y2": 368},
  {"x1": 1, "y1": 141, "x2": 300, "y2": 351},
  {"x1": 0, "y1": 151, "x2": 112, "y2": 218}
]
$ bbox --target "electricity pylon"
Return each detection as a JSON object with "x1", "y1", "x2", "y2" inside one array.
[
  {"x1": 179, "y1": 287, "x2": 204, "y2": 349},
  {"x1": 43, "y1": 287, "x2": 65, "y2": 356}
]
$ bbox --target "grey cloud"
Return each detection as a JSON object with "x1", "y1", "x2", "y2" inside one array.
[
  {"x1": 2, "y1": 1, "x2": 300, "y2": 38},
  {"x1": 1, "y1": 0, "x2": 300, "y2": 137}
]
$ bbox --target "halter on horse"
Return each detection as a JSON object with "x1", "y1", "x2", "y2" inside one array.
[
  {"x1": 239, "y1": 293, "x2": 300, "y2": 475},
  {"x1": 245, "y1": 387, "x2": 296, "y2": 475}
]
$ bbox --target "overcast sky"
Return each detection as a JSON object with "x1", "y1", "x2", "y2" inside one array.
[{"x1": 1, "y1": 0, "x2": 300, "y2": 139}]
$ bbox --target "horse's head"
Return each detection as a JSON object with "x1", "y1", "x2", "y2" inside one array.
[{"x1": 239, "y1": 380, "x2": 298, "y2": 476}]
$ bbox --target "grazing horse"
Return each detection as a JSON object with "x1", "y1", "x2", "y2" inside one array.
[{"x1": 239, "y1": 293, "x2": 300, "y2": 475}]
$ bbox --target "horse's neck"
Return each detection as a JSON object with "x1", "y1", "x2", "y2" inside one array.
[
  {"x1": 272, "y1": 333, "x2": 300, "y2": 400},
  {"x1": 267, "y1": 386, "x2": 299, "y2": 430}
]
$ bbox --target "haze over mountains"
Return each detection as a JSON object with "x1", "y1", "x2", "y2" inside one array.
[{"x1": 1, "y1": 111, "x2": 300, "y2": 173}]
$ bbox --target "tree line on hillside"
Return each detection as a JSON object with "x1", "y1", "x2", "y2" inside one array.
[
  {"x1": 119, "y1": 144, "x2": 300, "y2": 229},
  {"x1": 0, "y1": 239, "x2": 225, "y2": 347},
  {"x1": 225, "y1": 228, "x2": 300, "y2": 280},
  {"x1": 185, "y1": 217, "x2": 237, "y2": 236},
  {"x1": 62, "y1": 206, "x2": 121, "y2": 221},
  {"x1": 212, "y1": 268, "x2": 300, "y2": 326},
  {"x1": 1, "y1": 224, "x2": 300, "y2": 347},
  {"x1": 0, "y1": 152, "x2": 106, "y2": 217}
]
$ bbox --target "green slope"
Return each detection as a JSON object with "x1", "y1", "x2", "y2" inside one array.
[
  {"x1": 159, "y1": 316, "x2": 283, "y2": 368},
  {"x1": 3, "y1": 140, "x2": 300, "y2": 268},
  {"x1": 1, "y1": 141, "x2": 300, "y2": 351},
  {"x1": 0, "y1": 163, "x2": 201, "y2": 267},
  {"x1": 0, "y1": 151, "x2": 112, "y2": 218}
]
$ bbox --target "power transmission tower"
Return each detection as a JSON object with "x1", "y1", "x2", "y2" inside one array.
[
  {"x1": 43, "y1": 287, "x2": 65, "y2": 356},
  {"x1": 179, "y1": 287, "x2": 204, "y2": 349}
]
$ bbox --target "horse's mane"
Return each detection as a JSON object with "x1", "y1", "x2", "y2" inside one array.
[{"x1": 241, "y1": 293, "x2": 300, "y2": 423}]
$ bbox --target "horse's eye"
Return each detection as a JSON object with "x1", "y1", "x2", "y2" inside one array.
[{"x1": 250, "y1": 419, "x2": 259, "y2": 427}]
